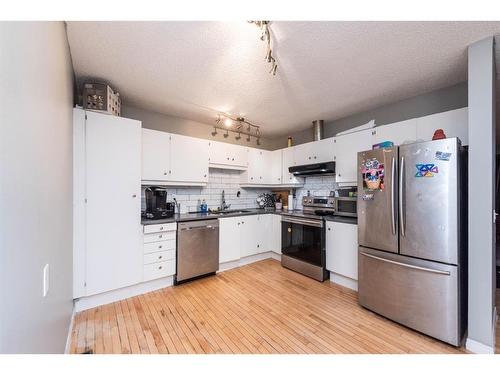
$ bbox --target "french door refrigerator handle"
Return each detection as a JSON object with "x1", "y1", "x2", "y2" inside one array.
[
  {"x1": 391, "y1": 156, "x2": 396, "y2": 235},
  {"x1": 360, "y1": 252, "x2": 450, "y2": 275},
  {"x1": 399, "y1": 156, "x2": 405, "y2": 237}
]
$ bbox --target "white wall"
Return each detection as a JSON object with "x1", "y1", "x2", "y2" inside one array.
[
  {"x1": 0, "y1": 22, "x2": 74, "y2": 353},
  {"x1": 466, "y1": 36, "x2": 497, "y2": 353}
]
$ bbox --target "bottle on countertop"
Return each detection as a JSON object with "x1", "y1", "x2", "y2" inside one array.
[{"x1": 201, "y1": 199, "x2": 208, "y2": 213}]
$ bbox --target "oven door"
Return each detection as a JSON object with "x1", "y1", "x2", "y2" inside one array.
[{"x1": 281, "y1": 216, "x2": 324, "y2": 267}]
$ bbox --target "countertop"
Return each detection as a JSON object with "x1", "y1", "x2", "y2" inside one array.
[{"x1": 141, "y1": 208, "x2": 357, "y2": 225}]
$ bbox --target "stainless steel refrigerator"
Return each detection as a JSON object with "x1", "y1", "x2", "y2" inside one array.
[{"x1": 357, "y1": 137, "x2": 467, "y2": 346}]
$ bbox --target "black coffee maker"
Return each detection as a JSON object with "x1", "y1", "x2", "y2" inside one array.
[{"x1": 143, "y1": 186, "x2": 175, "y2": 219}]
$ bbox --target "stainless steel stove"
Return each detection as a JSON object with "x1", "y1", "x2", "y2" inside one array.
[{"x1": 280, "y1": 196, "x2": 333, "y2": 282}]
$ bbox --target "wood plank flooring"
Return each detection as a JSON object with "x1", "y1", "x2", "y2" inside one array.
[{"x1": 70, "y1": 259, "x2": 466, "y2": 354}]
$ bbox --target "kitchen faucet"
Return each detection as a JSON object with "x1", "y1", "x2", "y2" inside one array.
[{"x1": 221, "y1": 190, "x2": 231, "y2": 211}]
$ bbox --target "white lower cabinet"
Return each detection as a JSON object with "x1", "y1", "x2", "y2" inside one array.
[
  {"x1": 219, "y1": 216, "x2": 242, "y2": 263},
  {"x1": 325, "y1": 221, "x2": 358, "y2": 283},
  {"x1": 142, "y1": 224, "x2": 177, "y2": 281},
  {"x1": 240, "y1": 215, "x2": 259, "y2": 257},
  {"x1": 219, "y1": 214, "x2": 281, "y2": 264}
]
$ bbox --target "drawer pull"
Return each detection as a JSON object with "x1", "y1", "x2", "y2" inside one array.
[
  {"x1": 159, "y1": 234, "x2": 163, "y2": 238},
  {"x1": 158, "y1": 245, "x2": 162, "y2": 249},
  {"x1": 159, "y1": 266, "x2": 162, "y2": 270},
  {"x1": 360, "y1": 252, "x2": 451, "y2": 275},
  {"x1": 160, "y1": 226, "x2": 164, "y2": 230},
  {"x1": 158, "y1": 255, "x2": 162, "y2": 259}
]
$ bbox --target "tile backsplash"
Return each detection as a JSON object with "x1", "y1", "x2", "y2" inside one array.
[
  {"x1": 141, "y1": 168, "x2": 271, "y2": 214},
  {"x1": 293, "y1": 176, "x2": 338, "y2": 209}
]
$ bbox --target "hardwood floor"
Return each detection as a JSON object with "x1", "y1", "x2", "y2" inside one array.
[{"x1": 70, "y1": 259, "x2": 465, "y2": 354}]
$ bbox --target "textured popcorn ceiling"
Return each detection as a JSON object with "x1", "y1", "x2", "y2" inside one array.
[{"x1": 66, "y1": 21, "x2": 500, "y2": 138}]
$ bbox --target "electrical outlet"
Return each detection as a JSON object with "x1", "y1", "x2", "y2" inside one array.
[{"x1": 43, "y1": 264, "x2": 49, "y2": 297}]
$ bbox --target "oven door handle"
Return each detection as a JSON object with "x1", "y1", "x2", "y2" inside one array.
[{"x1": 281, "y1": 216, "x2": 323, "y2": 228}]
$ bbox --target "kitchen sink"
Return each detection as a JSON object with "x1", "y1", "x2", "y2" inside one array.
[{"x1": 215, "y1": 210, "x2": 252, "y2": 215}]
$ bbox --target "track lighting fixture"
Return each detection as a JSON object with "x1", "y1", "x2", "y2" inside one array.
[{"x1": 211, "y1": 113, "x2": 262, "y2": 145}]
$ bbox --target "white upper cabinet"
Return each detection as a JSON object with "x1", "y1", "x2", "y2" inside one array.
[
  {"x1": 416, "y1": 107, "x2": 468, "y2": 145},
  {"x1": 142, "y1": 128, "x2": 171, "y2": 181},
  {"x1": 293, "y1": 137, "x2": 335, "y2": 165},
  {"x1": 142, "y1": 129, "x2": 208, "y2": 185},
  {"x1": 270, "y1": 150, "x2": 283, "y2": 185},
  {"x1": 372, "y1": 118, "x2": 417, "y2": 146},
  {"x1": 170, "y1": 133, "x2": 209, "y2": 183},
  {"x1": 282, "y1": 147, "x2": 303, "y2": 185},
  {"x1": 208, "y1": 141, "x2": 248, "y2": 169},
  {"x1": 82, "y1": 111, "x2": 143, "y2": 296},
  {"x1": 243, "y1": 148, "x2": 276, "y2": 184},
  {"x1": 334, "y1": 129, "x2": 372, "y2": 184}
]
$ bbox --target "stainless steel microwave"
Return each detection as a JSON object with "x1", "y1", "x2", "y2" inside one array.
[{"x1": 334, "y1": 197, "x2": 357, "y2": 217}]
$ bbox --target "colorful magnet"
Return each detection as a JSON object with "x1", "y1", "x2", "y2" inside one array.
[
  {"x1": 415, "y1": 163, "x2": 438, "y2": 177},
  {"x1": 362, "y1": 193, "x2": 374, "y2": 201},
  {"x1": 435, "y1": 151, "x2": 451, "y2": 161},
  {"x1": 361, "y1": 158, "x2": 385, "y2": 191}
]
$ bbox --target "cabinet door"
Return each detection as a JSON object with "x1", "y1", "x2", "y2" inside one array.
[
  {"x1": 314, "y1": 138, "x2": 335, "y2": 163},
  {"x1": 293, "y1": 142, "x2": 315, "y2": 165},
  {"x1": 416, "y1": 107, "x2": 468, "y2": 145},
  {"x1": 372, "y1": 119, "x2": 417, "y2": 146},
  {"x1": 170, "y1": 134, "x2": 209, "y2": 183},
  {"x1": 256, "y1": 214, "x2": 272, "y2": 252},
  {"x1": 85, "y1": 111, "x2": 142, "y2": 296},
  {"x1": 231, "y1": 144, "x2": 248, "y2": 168},
  {"x1": 240, "y1": 215, "x2": 259, "y2": 257},
  {"x1": 271, "y1": 214, "x2": 282, "y2": 254},
  {"x1": 269, "y1": 150, "x2": 282, "y2": 185},
  {"x1": 282, "y1": 147, "x2": 303, "y2": 185},
  {"x1": 208, "y1": 140, "x2": 228, "y2": 166},
  {"x1": 142, "y1": 128, "x2": 171, "y2": 181},
  {"x1": 219, "y1": 217, "x2": 241, "y2": 263},
  {"x1": 335, "y1": 129, "x2": 372, "y2": 183},
  {"x1": 247, "y1": 148, "x2": 265, "y2": 183},
  {"x1": 325, "y1": 221, "x2": 358, "y2": 280}
]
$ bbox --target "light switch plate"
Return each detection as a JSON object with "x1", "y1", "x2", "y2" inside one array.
[{"x1": 43, "y1": 264, "x2": 49, "y2": 297}]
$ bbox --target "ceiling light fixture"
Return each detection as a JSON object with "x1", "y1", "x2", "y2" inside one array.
[
  {"x1": 212, "y1": 113, "x2": 262, "y2": 144},
  {"x1": 249, "y1": 21, "x2": 278, "y2": 76}
]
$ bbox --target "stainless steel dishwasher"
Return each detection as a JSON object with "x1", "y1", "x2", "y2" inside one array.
[{"x1": 175, "y1": 219, "x2": 219, "y2": 284}]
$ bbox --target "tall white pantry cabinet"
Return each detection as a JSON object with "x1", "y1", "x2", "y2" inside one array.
[{"x1": 73, "y1": 108, "x2": 142, "y2": 298}]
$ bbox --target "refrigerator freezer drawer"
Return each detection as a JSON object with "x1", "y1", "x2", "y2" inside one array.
[{"x1": 358, "y1": 246, "x2": 462, "y2": 346}]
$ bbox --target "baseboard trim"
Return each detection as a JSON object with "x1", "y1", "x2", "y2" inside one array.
[
  {"x1": 64, "y1": 306, "x2": 76, "y2": 354},
  {"x1": 465, "y1": 338, "x2": 495, "y2": 354},
  {"x1": 330, "y1": 272, "x2": 358, "y2": 291},
  {"x1": 74, "y1": 276, "x2": 174, "y2": 312},
  {"x1": 218, "y1": 251, "x2": 281, "y2": 272}
]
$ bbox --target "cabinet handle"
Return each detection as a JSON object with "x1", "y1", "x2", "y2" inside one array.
[
  {"x1": 132, "y1": 194, "x2": 137, "y2": 198},
  {"x1": 204, "y1": 174, "x2": 207, "y2": 177},
  {"x1": 159, "y1": 266, "x2": 163, "y2": 270},
  {"x1": 227, "y1": 157, "x2": 230, "y2": 160},
  {"x1": 328, "y1": 228, "x2": 331, "y2": 231},
  {"x1": 232, "y1": 158, "x2": 234, "y2": 161},
  {"x1": 158, "y1": 255, "x2": 163, "y2": 259},
  {"x1": 237, "y1": 222, "x2": 240, "y2": 225},
  {"x1": 164, "y1": 172, "x2": 167, "y2": 175},
  {"x1": 159, "y1": 234, "x2": 163, "y2": 238},
  {"x1": 251, "y1": 177, "x2": 254, "y2": 180},
  {"x1": 257, "y1": 244, "x2": 260, "y2": 248},
  {"x1": 158, "y1": 245, "x2": 162, "y2": 249},
  {"x1": 169, "y1": 170, "x2": 171, "y2": 174},
  {"x1": 314, "y1": 156, "x2": 317, "y2": 159},
  {"x1": 308, "y1": 156, "x2": 311, "y2": 159},
  {"x1": 160, "y1": 226, "x2": 164, "y2": 230}
]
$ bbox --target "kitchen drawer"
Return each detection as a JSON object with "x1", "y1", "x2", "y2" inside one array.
[
  {"x1": 143, "y1": 222, "x2": 176, "y2": 234},
  {"x1": 143, "y1": 260, "x2": 175, "y2": 281},
  {"x1": 143, "y1": 250, "x2": 175, "y2": 265},
  {"x1": 143, "y1": 231, "x2": 176, "y2": 243},
  {"x1": 143, "y1": 239, "x2": 176, "y2": 254}
]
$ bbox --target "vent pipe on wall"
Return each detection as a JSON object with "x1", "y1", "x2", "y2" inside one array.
[{"x1": 312, "y1": 120, "x2": 324, "y2": 141}]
